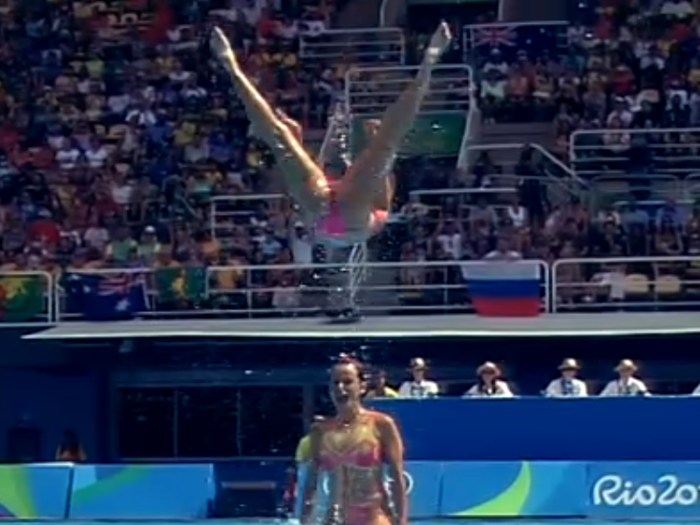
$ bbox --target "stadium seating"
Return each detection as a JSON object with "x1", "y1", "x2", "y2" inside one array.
[{"x1": 0, "y1": 0, "x2": 698, "y2": 323}]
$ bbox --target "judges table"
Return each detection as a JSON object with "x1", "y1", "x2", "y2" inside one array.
[{"x1": 368, "y1": 397, "x2": 700, "y2": 460}]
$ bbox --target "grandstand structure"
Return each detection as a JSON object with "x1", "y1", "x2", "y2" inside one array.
[
  {"x1": 0, "y1": 0, "x2": 697, "y2": 334},
  {"x1": 3, "y1": 0, "x2": 700, "y2": 476}
]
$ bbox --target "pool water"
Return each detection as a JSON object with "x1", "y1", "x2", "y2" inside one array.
[{"x1": 21, "y1": 518, "x2": 693, "y2": 525}]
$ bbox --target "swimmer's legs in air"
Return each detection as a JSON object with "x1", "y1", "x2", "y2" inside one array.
[
  {"x1": 343, "y1": 22, "x2": 454, "y2": 203},
  {"x1": 210, "y1": 27, "x2": 328, "y2": 218}
]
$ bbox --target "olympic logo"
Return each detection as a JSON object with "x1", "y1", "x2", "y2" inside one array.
[{"x1": 321, "y1": 471, "x2": 414, "y2": 496}]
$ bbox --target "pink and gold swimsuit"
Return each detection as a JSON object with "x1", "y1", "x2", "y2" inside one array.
[{"x1": 319, "y1": 419, "x2": 387, "y2": 525}]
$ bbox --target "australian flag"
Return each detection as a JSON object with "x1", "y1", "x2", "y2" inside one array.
[
  {"x1": 65, "y1": 273, "x2": 148, "y2": 321},
  {"x1": 466, "y1": 23, "x2": 568, "y2": 63}
]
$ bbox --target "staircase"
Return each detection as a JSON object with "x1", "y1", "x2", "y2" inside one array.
[{"x1": 478, "y1": 122, "x2": 554, "y2": 169}]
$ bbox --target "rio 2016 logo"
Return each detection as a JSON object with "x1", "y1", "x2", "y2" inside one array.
[
  {"x1": 322, "y1": 471, "x2": 414, "y2": 496},
  {"x1": 593, "y1": 474, "x2": 700, "y2": 507}
]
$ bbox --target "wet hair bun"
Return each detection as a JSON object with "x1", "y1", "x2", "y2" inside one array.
[{"x1": 334, "y1": 353, "x2": 366, "y2": 381}]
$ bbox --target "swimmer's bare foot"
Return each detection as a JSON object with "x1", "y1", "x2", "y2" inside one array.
[
  {"x1": 210, "y1": 26, "x2": 241, "y2": 74},
  {"x1": 426, "y1": 21, "x2": 453, "y2": 63}
]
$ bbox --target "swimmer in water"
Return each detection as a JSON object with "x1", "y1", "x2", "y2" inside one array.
[
  {"x1": 300, "y1": 355, "x2": 406, "y2": 525},
  {"x1": 210, "y1": 23, "x2": 453, "y2": 247}
]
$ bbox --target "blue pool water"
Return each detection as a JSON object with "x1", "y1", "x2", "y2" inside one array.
[{"x1": 21, "y1": 518, "x2": 697, "y2": 525}]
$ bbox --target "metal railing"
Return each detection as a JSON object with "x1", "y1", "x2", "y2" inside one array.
[
  {"x1": 209, "y1": 193, "x2": 288, "y2": 239},
  {"x1": 345, "y1": 65, "x2": 472, "y2": 161},
  {"x1": 299, "y1": 28, "x2": 405, "y2": 66},
  {"x1": 4, "y1": 256, "x2": 700, "y2": 324},
  {"x1": 570, "y1": 127, "x2": 700, "y2": 178},
  {"x1": 345, "y1": 64, "x2": 472, "y2": 115},
  {"x1": 590, "y1": 173, "x2": 683, "y2": 208},
  {"x1": 408, "y1": 187, "x2": 518, "y2": 221},
  {"x1": 552, "y1": 256, "x2": 700, "y2": 312},
  {"x1": 462, "y1": 142, "x2": 590, "y2": 201},
  {"x1": 44, "y1": 260, "x2": 548, "y2": 321}
]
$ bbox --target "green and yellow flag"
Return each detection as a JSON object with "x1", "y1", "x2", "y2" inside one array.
[
  {"x1": 155, "y1": 266, "x2": 207, "y2": 304},
  {"x1": 0, "y1": 276, "x2": 45, "y2": 322}
]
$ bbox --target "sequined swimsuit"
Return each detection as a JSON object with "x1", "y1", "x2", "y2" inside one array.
[{"x1": 319, "y1": 418, "x2": 388, "y2": 525}]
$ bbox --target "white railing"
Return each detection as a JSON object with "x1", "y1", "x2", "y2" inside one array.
[
  {"x1": 570, "y1": 127, "x2": 700, "y2": 177},
  {"x1": 408, "y1": 187, "x2": 518, "y2": 221},
  {"x1": 299, "y1": 28, "x2": 405, "y2": 65},
  {"x1": 345, "y1": 64, "x2": 472, "y2": 116},
  {"x1": 345, "y1": 65, "x2": 472, "y2": 161},
  {"x1": 209, "y1": 194, "x2": 288, "y2": 238},
  {"x1": 6, "y1": 257, "x2": 700, "y2": 324},
  {"x1": 462, "y1": 143, "x2": 590, "y2": 200},
  {"x1": 590, "y1": 173, "x2": 683, "y2": 207},
  {"x1": 685, "y1": 172, "x2": 700, "y2": 197},
  {"x1": 48, "y1": 260, "x2": 549, "y2": 321},
  {"x1": 552, "y1": 256, "x2": 700, "y2": 312}
]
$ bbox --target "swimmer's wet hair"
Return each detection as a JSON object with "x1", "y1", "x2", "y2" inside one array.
[{"x1": 333, "y1": 353, "x2": 367, "y2": 381}]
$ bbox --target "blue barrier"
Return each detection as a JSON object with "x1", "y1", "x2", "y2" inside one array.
[
  {"x1": 440, "y1": 461, "x2": 586, "y2": 517},
  {"x1": 9, "y1": 460, "x2": 700, "y2": 519},
  {"x1": 69, "y1": 464, "x2": 215, "y2": 519},
  {"x1": 368, "y1": 397, "x2": 700, "y2": 460},
  {"x1": 586, "y1": 462, "x2": 700, "y2": 518},
  {"x1": 0, "y1": 464, "x2": 72, "y2": 519}
]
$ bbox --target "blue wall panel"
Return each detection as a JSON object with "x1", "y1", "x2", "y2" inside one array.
[
  {"x1": 369, "y1": 398, "x2": 700, "y2": 460},
  {"x1": 440, "y1": 461, "x2": 586, "y2": 517},
  {"x1": 586, "y1": 461, "x2": 700, "y2": 518},
  {"x1": 69, "y1": 464, "x2": 215, "y2": 519},
  {"x1": 11, "y1": 459, "x2": 700, "y2": 519},
  {"x1": 0, "y1": 464, "x2": 72, "y2": 518}
]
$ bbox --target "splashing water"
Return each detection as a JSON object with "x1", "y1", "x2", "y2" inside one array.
[{"x1": 321, "y1": 104, "x2": 352, "y2": 172}]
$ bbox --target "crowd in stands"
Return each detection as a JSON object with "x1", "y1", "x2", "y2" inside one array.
[
  {"x1": 559, "y1": 0, "x2": 700, "y2": 172},
  {"x1": 0, "y1": 0, "x2": 341, "y2": 312},
  {"x1": 0, "y1": 0, "x2": 699, "y2": 317}
]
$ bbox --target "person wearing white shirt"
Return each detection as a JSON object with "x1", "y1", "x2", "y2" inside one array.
[
  {"x1": 398, "y1": 357, "x2": 439, "y2": 398},
  {"x1": 464, "y1": 361, "x2": 513, "y2": 398},
  {"x1": 436, "y1": 222, "x2": 462, "y2": 260},
  {"x1": 599, "y1": 359, "x2": 649, "y2": 397},
  {"x1": 55, "y1": 142, "x2": 82, "y2": 170},
  {"x1": 545, "y1": 358, "x2": 588, "y2": 397}
]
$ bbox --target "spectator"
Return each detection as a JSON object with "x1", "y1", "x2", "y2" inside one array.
[
  {"x1": 544, "y1": 359, "x2": 588, "y2": 397},
  {"x1": 463, "y1": 362, "x2": 513, "y2": 398},
  {"x1": 599, "y1": 360, "x2": 650, "y2": 397},
  {"x1": 55, "y1": 429, "x2": 87, "y2": 462},
  {"x1": 365, "y1": 370, "x2": 399, "y2": 399},
  {"x1": 398, "y1": 358, "x2": 439, "y2": 398}
]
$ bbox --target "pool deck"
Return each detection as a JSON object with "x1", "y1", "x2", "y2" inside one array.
[{"x1": 22, "y1": 312, "x2": 700, "y2": 340}]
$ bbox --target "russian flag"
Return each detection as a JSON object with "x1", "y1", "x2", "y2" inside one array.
[{"x1": 463, "y1": 261, "x2": 542, "y2": 317}]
